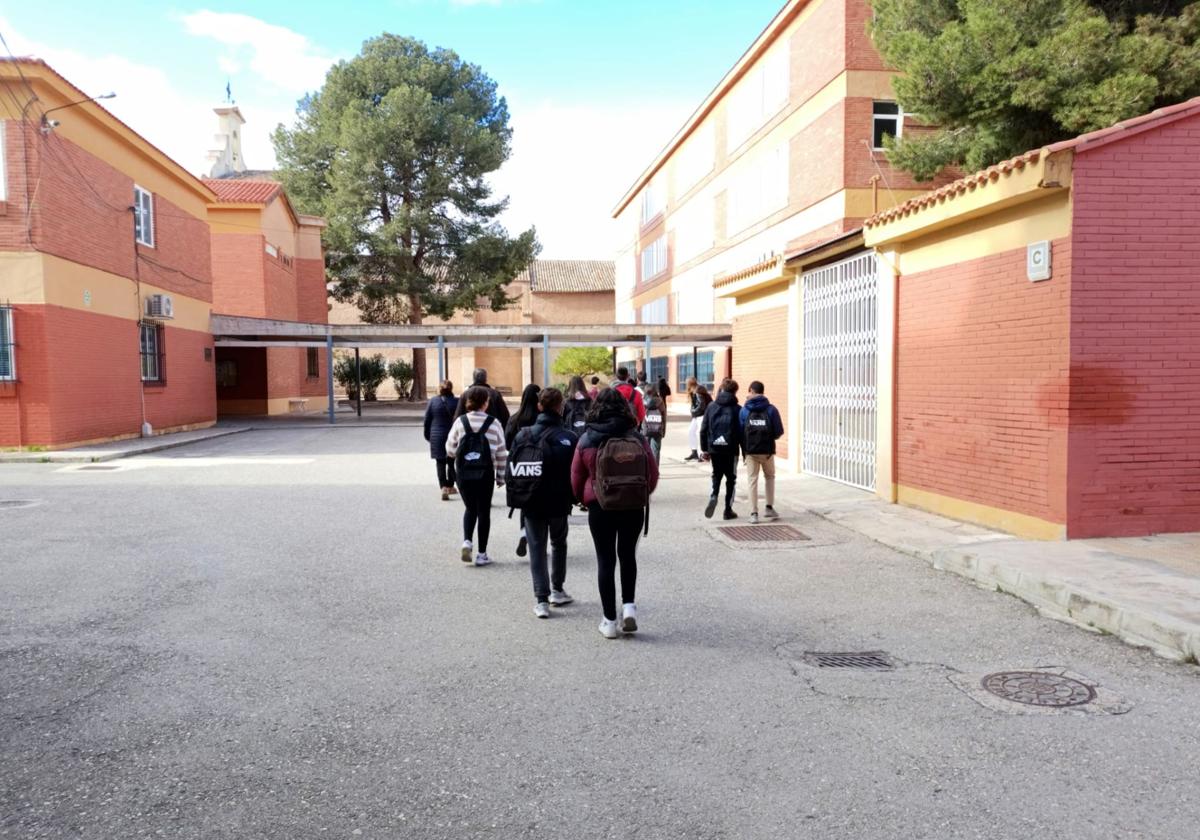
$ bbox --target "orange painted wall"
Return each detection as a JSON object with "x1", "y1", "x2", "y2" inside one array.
[
  {"x1": 732, "y1": 305, "x2": 790, "y2": 459},
  {"x1": 895, "y1": 239, "x2": 1073, "y2": 526}
]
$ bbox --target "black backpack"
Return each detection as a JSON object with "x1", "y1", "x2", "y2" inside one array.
[
  {"x1": 642, "y1": 400, "x2": 665, "y2": 439},
  {"x1": 505, "y1": 427, "x2": 554, "y2": 510},
  {"x1": 454, "y1": 415, "x2": 494, "y2": 481},
  {"x1": 744, "y1": 406, "x2": 774, "y2": 455},
  {"x1": 563, "y1": 399, "x2": 590, "y2": 435},
  {"x1": 707, "y1": 404, "x2": 736, "y2": 449}
]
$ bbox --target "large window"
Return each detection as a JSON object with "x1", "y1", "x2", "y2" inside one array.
[
  {"x1": 640, "y1": 235, "x2": 668, "y2": 282},
  {"x1": 677, "y1": 351, "x2": 715, "y2": 391},
  {"x1": 649, "y1": 355, "x2": 669, "y2": 385},
  {"x1": 726, "y1": 144, "x2": 789, "y2": 235},
  {"x1": 640, "y1": 180, "x2": 664, "y2": 227},
  {"x1": 133, "y1": 186, "x2": 155, "y2": 247},
  {"x1": 640, "y1": 296, "x2": 669, "y2": 325},
  {"x1": 726, "y1": 45, "x2": 790, "y2": 151},
  {"x1": 140, "y1": 323, "x2": 164, "y2": 383},
  {"x1": 0, "y1": 306, "x2": 14, "y2": 381},
  {"x1": 872, "y1": 102, "x2": 903, "y2": 150},
  {"x1": 307, "y1": 347, "x2": 320, "y2": 378}
]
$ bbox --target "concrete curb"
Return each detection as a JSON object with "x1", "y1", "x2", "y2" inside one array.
[{"x1": 0, "y1": 427, "x2": 251, "y2": 464}]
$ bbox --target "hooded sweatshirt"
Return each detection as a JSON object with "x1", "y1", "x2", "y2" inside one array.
[
  {"x1": 570, "y1": 411, "x2": 660, "y2": 508},
  {"x1": 738, "y1": 394, "x2": 785, "y2": 455},
  {"x1": 700, "y1": 390, "x2": 742, "y2": 457},
  {"x1": 511, "y1": 411, "x2": 579, "y2": 518}
]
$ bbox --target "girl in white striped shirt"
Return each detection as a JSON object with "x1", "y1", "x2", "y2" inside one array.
[{"x1": 445, "y1": 385, "x2": 508, "y2": 566}]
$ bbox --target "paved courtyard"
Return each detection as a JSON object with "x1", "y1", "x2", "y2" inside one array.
[{"x1": 2, "y1": 426, "x2": 1198, "y2": 839}]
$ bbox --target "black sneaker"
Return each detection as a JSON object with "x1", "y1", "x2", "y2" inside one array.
[
  {"x1": 684, "y1": 451, "x2": 699, "y2": 462},
  {"x1": 704, "y1": 495, "x2": 718, "y2": 518},
  {"x1": 516, "y1": 536, "x2": 528, "y2": 558},
  {"x1": 723, "y1": 508, "x2": 738, "y2": 520}
]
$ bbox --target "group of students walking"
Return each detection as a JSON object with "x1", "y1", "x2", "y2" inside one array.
[{"x1": 424, "y1": 368, "x2": 660, "y2": 639}]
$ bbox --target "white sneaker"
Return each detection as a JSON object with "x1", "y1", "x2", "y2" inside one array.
[
  {"x1": 750, "y1": 511, "x2": 760, "y2": 525},
  {"x1": 533, "y1": 602, "x2": 551, "y2": 619},
  {"x1": 460, "y1": 540, "x2": 473, "y2": 563},
  {"x1": 549, "y1": 589, "x2": 574, "y2": 606},
  {"x1": 474, "y1": 552, "x2": 492, "y2": 567},
  {"x1": 598, "y1": 618, "x2": 620, "y2": 639},
  {"x1": 621, "y1": 603, "x2": 638, "y2": 633}
]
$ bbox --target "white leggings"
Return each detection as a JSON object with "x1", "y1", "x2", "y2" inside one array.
[{"x1": 688, "y1": 416, "x2": 702, "y2": 451}]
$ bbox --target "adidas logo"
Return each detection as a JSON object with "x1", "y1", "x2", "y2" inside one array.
[{"x1": 713, "y1": 435, "x2": 727, "y2": 445}]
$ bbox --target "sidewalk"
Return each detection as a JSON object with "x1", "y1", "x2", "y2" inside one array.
[
  {"x1": 0, "y1": 426, "x2": 250, "y2": 463},
  {"x1": 779, "y1": 471, "x2": 1200, "y2": 664}
]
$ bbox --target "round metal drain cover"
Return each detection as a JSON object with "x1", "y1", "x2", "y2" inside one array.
[{"x1": 981, "y1": 671, "x2": 1096, "y2": 708}]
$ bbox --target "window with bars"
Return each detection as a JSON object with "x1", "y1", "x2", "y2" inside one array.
[
  {"x1": 307, "y1": 347, "x2": 320, "y2": 378},
  {"x1": 0, "y1": 306, "x2": 14, "y2": 381},
  {"x1": 872, "y1": 102, "x2": 902, "y2": 150},
  {"x1": 140, "y1": 323, "x2": 164, "y2": 383},
  {"x1": 677, "y1": 351, "x2": 715, "y2": 392},
  {"x1": 134, "y1": 185, "x2": 155, "y2": 247}
]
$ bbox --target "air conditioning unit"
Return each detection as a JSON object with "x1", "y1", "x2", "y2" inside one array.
[{"x1": 144, "y1": 294, "x2": 174, "y2": 320}]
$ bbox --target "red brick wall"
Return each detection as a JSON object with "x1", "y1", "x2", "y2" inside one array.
[
  {"x1": 790, "y1": 101, "x2": 847, "y2": 208},
  {"x1": 264, "y1": 251, "x2": 298, "y2": 321},
  {"x1": 844, "y1": 0, "x2": 887, "y2": 71},
  {"x1": 788, "y1": 0, "x2": 846, "y2": 104},
  {"x1": 896, "y1": 240, "x2": 1072, "y2": 525},
  {"x1": 211, "y1": 232, "x2": 266, "y2": 317},
  {"x1": 732, "y1": 305, "x2": 790, "y2": 459},
  {"x1": 0, "y1": 304, "x2": 214, "y2": 447},
  {"x1": 295, "y1": 257, "x2": 328, "y2": 324},
  {"x1": 1066, "y1": 115, "x2": 1200, "y2": 537}
]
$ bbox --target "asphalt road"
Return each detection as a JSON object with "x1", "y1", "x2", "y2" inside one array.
[{"x1": 1, "y1": 426, "x2": 1197, "y2": 839}]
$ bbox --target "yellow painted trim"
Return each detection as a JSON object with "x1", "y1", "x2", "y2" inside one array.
[
  {"x1": 207, "y1": 207, "x2": 265, "y2": 235},
  {"x1": 733, "y1": 287, "x2": 790, "y2": 316},
  {"x1": 0, "y1": 252, "x2": 212, "y2": 332},
  {"x1": 897, "y1": 485, "x2": 1066, "y2": 541},
  {"x1": 844, "y1": 70, "x2": 898, "y2": 101},
  {"x1": 217, "y1": 399, "x2": 269, "y2": 416},
  {"x1": 888, "y1": 192, "x2": 1072, "y2": 276},
  {"x1": 844, "y1": 188, "x2": 930, "y2": 220},
  {"x1": 1, "y1": 420, "x2": 216, "y2": 453}
]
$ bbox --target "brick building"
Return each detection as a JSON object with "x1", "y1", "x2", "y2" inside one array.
[{"x1": 611, "y1": 0, "x2": 954, "y2": 459}]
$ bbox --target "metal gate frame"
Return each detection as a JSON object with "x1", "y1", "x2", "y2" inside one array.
[{"x1": 802, "y1": 251, "x2": 878, "y2": 491}]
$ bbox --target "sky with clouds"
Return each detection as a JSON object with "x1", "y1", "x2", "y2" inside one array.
[{"x1": 1, "y1": 0, "x2": 784, "y2": 257}]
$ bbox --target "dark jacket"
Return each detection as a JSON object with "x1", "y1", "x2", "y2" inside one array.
[
  {"x1": 739, "y1": 395, "x2": 785, "y2": 455},
  {"x1": 657, "y1": 378, "x2": 672, "y2": 399},
  {"x1": 570, "y1": 412, "x2": 660, "y2": 508},
  {"x1": 455, "y1": 384, "x2": 511, "y2": 428},
  {"x1": 505, "y1": 414, "x2": 536, "y2": 450},
  {"x1": 512, "y1": 412, "x2": 579, "y2": 518},
  {"x1": 563, "y1": 396, "x2": 591, "y2": 435},
  {"x1": 700, "y1": 390, "x2": 742, "y2": 457},
  {"x1": 423, "y1": 394, "x2": 458, "y2": 460},
  {"x1": 690, "y1": 390, "x2": 711, "y2": 419}
]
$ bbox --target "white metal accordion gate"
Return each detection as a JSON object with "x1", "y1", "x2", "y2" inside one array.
[{"x1": 802, "y1": 251, "x2": 878, "y2": 491}]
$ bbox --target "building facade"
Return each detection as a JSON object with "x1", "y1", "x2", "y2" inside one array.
[{"x1": 612, "y1": 0, "x2": 953, "y2": 462}]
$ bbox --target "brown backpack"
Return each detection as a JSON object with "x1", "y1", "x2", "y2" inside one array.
[{"x1": 593, "y1": 434, "x2": 651, "y2": 515}]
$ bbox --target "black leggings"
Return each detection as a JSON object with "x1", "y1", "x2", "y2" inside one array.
[
  {"x1": 709, "y1": 449, "x2": 737, "y2": 507},
  {"x1": 587, "y1": 504, "x2": 644, "y2": 621},
  {"x1": 435, "y1": 457, "x2": 457, "y2": 489},
  {"x1": 458, "y1": 478, "x2": 494, "y2": 551}
]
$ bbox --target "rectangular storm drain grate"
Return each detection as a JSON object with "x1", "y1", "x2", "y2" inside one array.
[
  {"x1": 718, "y1": 524, "x2": 810, "y2": 542},
  {"x1": 804, "y1": 651, "x2": 894, "y2": 670}
]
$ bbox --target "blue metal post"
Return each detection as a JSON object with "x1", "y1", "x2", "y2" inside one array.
[
  {"x1": 644, "y1": 335, "x2": 652, "y2": 380},
  {"x1": 542, "y1": 334, "x2": 550, "y2": 386},
  {"x1": 437, "y1": 335, "x2": 445, "y2": 385},
  {"x1": 326, "y1": 331, "x2": 336, "y2": 425}
]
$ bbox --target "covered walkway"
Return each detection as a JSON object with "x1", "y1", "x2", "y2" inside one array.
[{"x1": 210, "y1": 315, "x2": 732, "y2": 423}]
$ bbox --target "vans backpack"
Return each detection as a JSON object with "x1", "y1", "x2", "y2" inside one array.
[
  {"x1": 744, "y1": 406, "x2": 774, "y2": 455},
  {"x1": 707, "y1": 405, "x2": 736, "y2": 448},
  {"x1": 564, "y1": 399, "x2": 590, "y2": 434},
  {"x1": 594, "y1": 434, "x2": 650, "y2": 513},
  {"x1": 642, "y1": 402, "x2": 665, "y2": 439},
  {"x1": 454, "y1": 415, "x2": 494, "y2": 481},
  {"x1": 505, "y1": 427, "x2": 554, "y2": 509}
]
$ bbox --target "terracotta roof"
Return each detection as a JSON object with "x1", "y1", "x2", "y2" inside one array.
[
  {"x1": 203, "y1": 179, "x2": 281, "y2": 204},
  {"x1": 866, "y1": 95, "x2": 1200, "y2": 228},
  {"x1": 713, "y1": 254, "x2": 785, "y2": 288},
  {"x1": 520, "y1": 260, "x2": 615, "y2": 293}
]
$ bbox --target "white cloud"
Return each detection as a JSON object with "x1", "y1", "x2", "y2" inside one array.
[
  {"x1": 490, "y1": 97, "x2": 691, "y2": 258},
  {"x1": 180, "y1": 10, "x2": 334, "y2": 95}
]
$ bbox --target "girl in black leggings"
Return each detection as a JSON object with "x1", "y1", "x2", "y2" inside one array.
[{"x1": 445, "y1": 386, "x2": 508, "y2": 567}]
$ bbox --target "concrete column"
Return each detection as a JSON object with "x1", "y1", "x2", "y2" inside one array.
[
  {"x1": 786, "y1": 274, "x2": 802, "y2": 473},
  {"x1": 326, "y1": 330, "x2": 336, "y2": 425},
  {"x1": 875, "y1": 250, "x2": 899, "y2": 503}
]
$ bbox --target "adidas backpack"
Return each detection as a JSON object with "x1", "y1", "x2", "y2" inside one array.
[
  {"x1": 505, "y1": 427, "x2": 554, "y2": 510},
  {"x1": 454, "y1": 415, "x2": 494, "y2": 482},
  {"x1": 744, "y1": 406, "x2": 774, "y2": 455},
  {"x1": 707, "y1": 404, "x2": 736, "y2": 449},
  {"x1": 594, "y1": 433, "x2": 650, "y2": 512}
]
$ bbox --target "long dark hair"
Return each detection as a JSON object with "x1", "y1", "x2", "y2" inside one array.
[
  {"x1": 515, "y1": 383, "x2": 541, "y2": 427},
  {"x1": 696, "y1": 384, "x2": 712, "y2": 406},
  {"x1": 587, "y1": 387, "x2": 636, "y2": 425},
  {"x1": 567, "y1": 375, "x2": 588, "y2": 400}
]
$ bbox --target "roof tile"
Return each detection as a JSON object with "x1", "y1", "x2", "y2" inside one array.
[
  {"x1": 202, "y1": 179, "x2": 281, "y2": 204},
  {"x1": 520, "y1": 260, "x2": 615, "y2": 293}
]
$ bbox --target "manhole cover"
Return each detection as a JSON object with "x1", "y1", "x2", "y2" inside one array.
[
  {"x1": 804, "y1": 651, "x2": 894, "y2": 670},
  {"x1": 718, "y1": 524, "x2": 810, "y2": 542},
  {"x1": 0, "y1": 500, "x2": 40, "y2": 510},
  {"x1": 981, "y1": 671, "x2": 1097, "y2": 707},
  {"x1": 76, "y1": 464, "x2": 120, "y2": 471}
]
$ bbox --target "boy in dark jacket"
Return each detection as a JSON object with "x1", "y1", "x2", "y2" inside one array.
[
  {"x1": 454, "y1": 368, "x2": 511, "y2": 428},
  {"x1": 509, "y1": 388, "x2": 580, "y2": 618},
  {"x1": 700, "y1": 378, "x2": 742, "y2": 520},
  {"x1": 739, "y1": 381, "x2": 785, "y2": 524}
]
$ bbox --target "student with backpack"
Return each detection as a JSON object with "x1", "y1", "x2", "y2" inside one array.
[
  {"x1": 612, "y1": 366, "x2": 646, "y2": 424},
  {"x1": 506, "y1": 383, "x2": 542, "y2": 449},
  {"x1": 563, "y1": 375, "x2": 592, "y2": 437},
  {"x1": 506, "y1": 388, "x2": 580, "y2": 618},
  {"x1": 685, "y1": 379, "x2": 709, "y2": 462},
  {"x1": 423, "y1": 380, "x2": 459, "y2": 501},
  {"x1": 445, "y1": 386, "x2": 509, "y2": 567},
  {"x1": 642, "y1": 382, "x2": 667, "y2": 464},
  {"x1": 739, "y1": 381, "x2": 785, "y2": 525},
  {"x1": 588, "y1": 376, "x2": 601, "y2": 400},
  {"x1": 571, "y1": 388, "x2": 660, "y2": 639},
  {"x1": 700, "y1": 378, "x2": 742, "y2": 520}
]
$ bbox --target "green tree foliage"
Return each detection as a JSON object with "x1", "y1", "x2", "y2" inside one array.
[
  {"x1": 552, "y1": 347, "x2": 613, "y2": 379},
  {"x1": 334, "y1": 353, "x2": 389, "y2": 400},
  {"x1": 388, "y1": 358, "x2": 415, "y2": 399},
  {"x1": 870, "y1": 0, "x2": 1200, "y2": 179},
  {"x1": 273, "y1": 35, "x2": 539, "y2": 398}
]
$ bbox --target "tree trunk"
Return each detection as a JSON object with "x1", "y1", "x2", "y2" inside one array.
[{"x1": 408, "y1": 294, "x2": 426, "y2": 402}]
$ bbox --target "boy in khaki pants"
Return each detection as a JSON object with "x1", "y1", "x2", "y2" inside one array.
[{"x1": 739, "y1": 381, "x2": 785, "y2": 524}]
